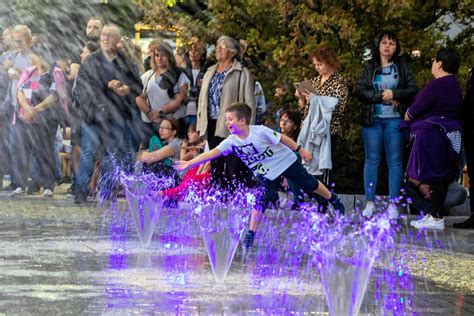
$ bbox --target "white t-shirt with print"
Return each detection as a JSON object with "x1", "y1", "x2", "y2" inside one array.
[
  {"x1": 140, "y1": 70, "x2": 190, "y2": 122},
  {"x1": 216, "y1": 125, "x2": 296, "y2": 180}
]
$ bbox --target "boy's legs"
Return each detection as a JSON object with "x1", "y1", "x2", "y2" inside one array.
[
  {"x1": 283, "y1": 161, "x2": 345, "y2": 214},
  {"x1": 245, "y1": 176, "x2": 280, "y2": 248}
]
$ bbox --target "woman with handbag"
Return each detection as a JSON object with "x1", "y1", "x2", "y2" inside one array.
[
  {"x1": 356, "y1": 31, "x2": 417, "y2": 218},
  {"x1": 135, "y1": 39, "x2": 189, "y2": 147}
]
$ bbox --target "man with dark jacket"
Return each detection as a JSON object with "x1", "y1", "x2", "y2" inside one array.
[
  {"x1": 73, "y1": 24, "x2": 142, "y2": 203},
  {"x1": 454, "y1": 68, "x2": 474, "y2": 228}
]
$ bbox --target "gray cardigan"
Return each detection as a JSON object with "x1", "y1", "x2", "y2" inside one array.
[
  {"x1": 297, "y1": 94, "x2": 339, "y2": 175},
  {"x1": 197, "y1": 59, "x2": 256, "y2": 138}
]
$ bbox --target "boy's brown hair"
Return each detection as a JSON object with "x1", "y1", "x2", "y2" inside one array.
[{"x1": 226, "y1": 102, "x2": 252, "y2": 124}]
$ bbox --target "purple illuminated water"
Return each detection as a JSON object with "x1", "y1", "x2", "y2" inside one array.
[{"x1": 88, "y1": 161, "x2": 463, "y2": 314}]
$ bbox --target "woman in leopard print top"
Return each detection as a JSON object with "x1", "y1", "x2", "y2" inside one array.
[
  {"x1": 297, "y1": 45, "x2": 348, "y2": 138},
  {"x1": 296, "y1": 45, "x2": 348, "y2": 181}
]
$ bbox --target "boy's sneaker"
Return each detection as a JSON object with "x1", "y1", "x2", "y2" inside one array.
[
  {"x1": 43, "y1": 189, "x2": 54, "y2": 197},
  {"x1": 411, "y1": 215, "x2": 445, "y2": 230},
  {"x1": 410, "y1": 214, "x2": 431, "y2": 228},
  {"x1": 244, "y1": 231, "x2": 255, "y2": 249},
  {"x1": 387, "y1": 203, "x2": 399, "y2": 219},
  {"x1": 10, "y1": 187, "x2": 24, "y2": 196},
  {"x1": 362, "y1": 203, "x2": 376, "y2": 218},
  {"x1": 328, "y1": 193, "x2": 345, "y2": 215}
]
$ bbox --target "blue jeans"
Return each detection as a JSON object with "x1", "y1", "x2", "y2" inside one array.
[
  {"x1": 76, "y1": 121, "x2": 133, "y2": 198},
  {"x1": 76, "y1": 122, "x2": 103, "y2": 196},
  {"x1": 362, "y1": 117, "x2": 403, "y2": 201}
]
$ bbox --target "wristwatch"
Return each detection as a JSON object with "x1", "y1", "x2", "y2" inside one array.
[
  {"x1": 295, "y1": 145, "x2": 302, "y2": 153},
  {"x1": 158, "y1": 109, "x2": 164, "y2": 117}
]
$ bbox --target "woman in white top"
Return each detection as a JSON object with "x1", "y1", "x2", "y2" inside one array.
[{"x1": 136, "y1": 39, "x2": 189, "y2": 145}]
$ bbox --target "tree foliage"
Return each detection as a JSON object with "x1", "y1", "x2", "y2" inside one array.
[{"x1": 138, "y1": 0, "x2": 472, "y2": 193}]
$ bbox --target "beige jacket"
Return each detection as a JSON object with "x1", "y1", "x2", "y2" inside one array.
[{"x1": 197, "y1": 59, "x2": 256, "y2": 138}]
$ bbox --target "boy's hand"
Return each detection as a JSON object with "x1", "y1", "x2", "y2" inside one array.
[
  {"x1": 299, "y1": 148, "x2": 313, "y2": 162},
  {"x1": 174, "y1": 160, "x2": 190, "y2": 171}
]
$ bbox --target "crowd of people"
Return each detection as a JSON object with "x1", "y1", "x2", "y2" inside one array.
[{"x1": 0, "y1": 17, "x2": 472, "y2": 241}]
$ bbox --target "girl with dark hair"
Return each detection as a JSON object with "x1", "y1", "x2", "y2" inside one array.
[
  {"x1": 278, "y1": 110, "x2": 304, "y2": 209},
  {"x1": 279, "y1": 110, "x2": 301, "y2": 141},
  {"x1": 356, "y1": 32, "x2": 418, "y2": 219},
  {"x1": 137, "y1": 117, "x2": 182, "y2": 164},
  {"x1": 406, "y1": 48, "x2": 463, "y2": 230},
  {"x1": 159, "y1": 123, "x2": 211, "y2": 200}
]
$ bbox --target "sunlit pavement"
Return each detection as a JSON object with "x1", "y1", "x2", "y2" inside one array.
[{"x1": 0, "y1": 184, "x2": 473, "y2": 315}]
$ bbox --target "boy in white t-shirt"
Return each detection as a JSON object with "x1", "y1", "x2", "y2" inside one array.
[{"x1": 176, "y1": 102, "x2": 345, "y2": 248}]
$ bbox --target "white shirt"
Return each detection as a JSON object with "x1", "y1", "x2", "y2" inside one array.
[
  {"x1": 217, "y1": 125, "x2": 296, "y2": 180},
  {"x1": 140, "y1": 70, "x2": 190, "y2": 122}
]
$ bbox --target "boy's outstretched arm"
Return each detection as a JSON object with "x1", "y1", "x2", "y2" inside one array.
[
  {"x1": 175, "y1": 148, "x2": 223, "y2": 171},
  {"x1": 279, "y1": 134, "x2": 313, "y2": 162}
]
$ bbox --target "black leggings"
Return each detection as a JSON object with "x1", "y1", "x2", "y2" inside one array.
[{"x1": 429, "y1": 178, "x2": 451, "y2": 218}]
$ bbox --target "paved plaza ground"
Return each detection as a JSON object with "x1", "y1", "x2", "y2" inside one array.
[{"x1": 0, "y1": 185, "x2": 473, "y2": 315}]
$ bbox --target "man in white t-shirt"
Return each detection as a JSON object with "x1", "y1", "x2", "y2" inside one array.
[{"x1": 176, "y1": 102, "x2": 345, "y2": 248}]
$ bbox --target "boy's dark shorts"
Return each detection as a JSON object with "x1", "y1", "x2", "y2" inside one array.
[{"x1": 257, "y1": 160, "x2": 319, "y2": 213}]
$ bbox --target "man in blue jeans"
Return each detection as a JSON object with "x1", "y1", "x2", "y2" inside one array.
[{"x1": 73, "y1": 24, "x2": 142, "y2": 203}]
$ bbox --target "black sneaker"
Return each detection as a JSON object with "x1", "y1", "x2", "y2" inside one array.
[
  {"x1": 244, "y1": 231, "x2": 255, "y2": 249},
  {"x1": 66, "y1": 184, "x2": 76, "y2": 194},
  {"x1": 26, "y1": 183, "x2": 41, "y2": 195},
  {"x1": 2, "y1": 183, "x2": 16, "y2": 191},
  {"x1": 453, "y1": 215, "x2": 474, "y2": 229},
  {"x1": 329, "y1": 193, "x2": 345, "y2": 215},
  {"x1": 74, "y1": 192, "x2": 87, "y2": 204}
]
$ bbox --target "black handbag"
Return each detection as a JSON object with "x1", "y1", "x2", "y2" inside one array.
[{"x1": 360, "y1": 104, "x2": 375, "y2": 127}]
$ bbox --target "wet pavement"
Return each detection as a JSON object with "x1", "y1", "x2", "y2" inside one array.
[{"x1": 0, "y1": 186, "x2": 473, "y2": 315}]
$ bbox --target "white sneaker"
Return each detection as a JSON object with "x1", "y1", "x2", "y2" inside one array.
[
  {"x1": 412, "y1": 215, "x2": 445, "y2": 230},
  {"x1": 362, "y1": 202, "x2": 376, "y2": 218},
  {"x1": 410, "y1": 214, "x2": 431, "y2": 228},
  {"x1": 10, "y1": 187, "x2": 24, "y2": 196},
  {"x1": 43, "y1": 189, "x2": 54, "y2": 197},
  {"x1": 387, "y1": 203, "x2": 399, "y2": 219}
]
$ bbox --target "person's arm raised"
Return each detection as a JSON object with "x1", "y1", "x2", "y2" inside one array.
[
  {"x1": 175, "y1": 148, "x2": 223, "y2": 171},
  {"x1": 137, "y1": 145, "x2": 176, "y2": 164}
]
